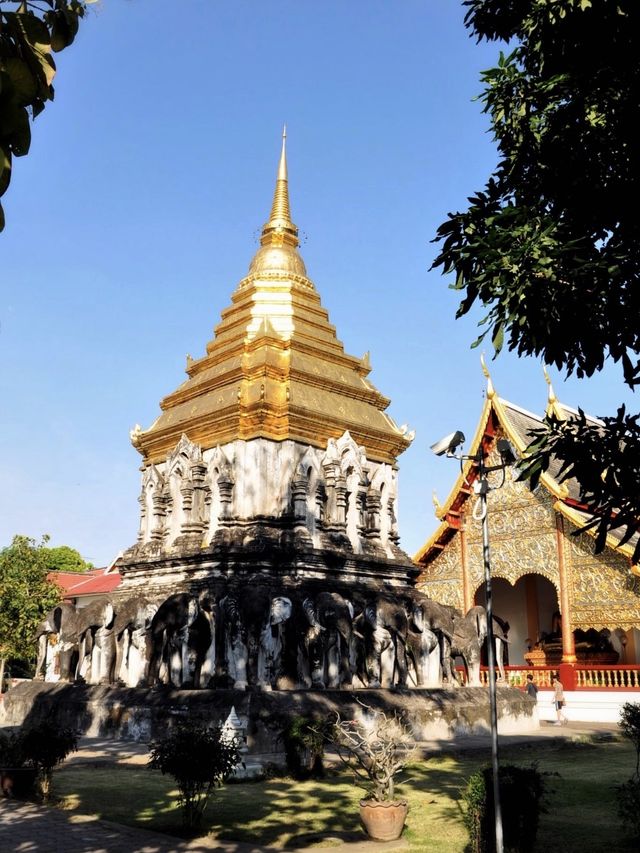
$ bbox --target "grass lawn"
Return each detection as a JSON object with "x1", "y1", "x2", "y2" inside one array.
[{"x1": 53, "y1": 739, "x2": 639, "y2": 851}]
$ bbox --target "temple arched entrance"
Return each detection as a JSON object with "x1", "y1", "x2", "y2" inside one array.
[{"x1": 475, "y1": 574, "x2": 559, "y2": 666}]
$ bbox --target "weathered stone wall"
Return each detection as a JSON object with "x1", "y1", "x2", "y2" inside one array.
[
  {"x1": 132, "y1": 431, "x2": 401, "y2": 561},
  {"x1": 0, "y1": 681, "x2": 536, "y2": 751}
]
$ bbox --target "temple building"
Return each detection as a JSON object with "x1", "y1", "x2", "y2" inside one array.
[
  {"x1": 415, "y1": 369, "x2": 640, "y2": 668},
  {"x1": 120, "y1": 130, "x2": 417, "y2": 592}
]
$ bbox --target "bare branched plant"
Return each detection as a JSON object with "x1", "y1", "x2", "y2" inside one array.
[{"x1": 329, "y1": 702, "x2": 419, "y2": 802}]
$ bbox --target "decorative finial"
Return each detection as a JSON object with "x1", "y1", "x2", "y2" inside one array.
[
  {"x1": 130, "y1": 424, "x2": 143, "y2": 449},
  {"x1": 432, "y1": 490, "x2": 442, "y2": 515},
  {"x1": 260, "y1": 126, "x2": 298, "y2": 248},
  {"x1": 278, "y1": 124, "x2": 287, "y2": 181},
  {"x1": 543, "y1": 365, "x2": 557, "y2": 405},
  {"x1": 480, "y1": 353, "x2": 495, "y2": 399}
]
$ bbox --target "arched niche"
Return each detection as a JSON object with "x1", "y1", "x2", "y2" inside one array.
[{"x1": 474, "y1": 573, "x2": 559, "y2": 665}]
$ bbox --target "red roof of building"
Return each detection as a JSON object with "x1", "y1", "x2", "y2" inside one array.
[{"x1": 48, "y1": 567, "x2": 122, "y2": 599}]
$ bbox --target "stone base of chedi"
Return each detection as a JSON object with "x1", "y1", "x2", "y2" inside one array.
[{"x1": 0, "y1": 682, "x2": 536, "y2": 749}]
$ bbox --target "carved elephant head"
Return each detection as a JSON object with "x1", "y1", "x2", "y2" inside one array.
[
  {"x1": 301, "y1": 591, "x2": 354, "y2": 689},
  {"x1": 75, "y1": 598, "x2": 116, "y2": 685},
  {"x1": 357, "y1": 595, "x2": 409, "y2": 689},
  {"x1": 147, "y1": 593, "x2": 201, "y2": 687},
  {"x1": 34, "y1": 602, "x2": 80, "y2": 682},
  {"x1": 220, "y1": 589, "x2": 292, "y2": 689}
]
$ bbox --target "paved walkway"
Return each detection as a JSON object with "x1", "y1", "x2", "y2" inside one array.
[{"x1": 0, "y1": 721, "x2": 620, "y2": 853}]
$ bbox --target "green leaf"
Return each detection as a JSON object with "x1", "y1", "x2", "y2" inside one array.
[
  {"x1": 2, "y1": 57, "x2": 38, "y2": 106},
  {"x1": 2, "y1": 104, "x2": 31, "y2": 156},
  {"x1": 0, "y1": 146, "x2": 12, "y2": 196},
  {"x1": 49, "y1": 10, "x2": 77, "y2": 53},
  {"x1": 491, "y1": 322, "x2": 504, "y2": 354}
]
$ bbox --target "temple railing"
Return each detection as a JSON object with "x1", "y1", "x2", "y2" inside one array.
[
  {"x1": 574, "y1": 666, "x2": 640, "y2": 690},
  {"x1": 456, "y1": 664, "x2": 640, "y2": 690}
]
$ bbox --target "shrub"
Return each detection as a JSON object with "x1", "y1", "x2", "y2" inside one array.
[
  {"x1": 148, "y1": 721, "x2": 241, "y2": 830},
  {"x1": 20, "y1": 721, "x2": 78, "y2": 801},
  {"x1": 0, "y1": 730, "x2": 26, "y2": 768},
  {"x1": 619, "y1": 702, "x2": 640, "y2": 778},
  {"x1": 463, "y1": 764, "x2": 546, "y2": 853},
  {"x1": 616, "y1": 703, "x2": 640, "y2": 839},
  {"x1": 282, "y1": 715, "x2": 328, "y2": 780},
  {"x1": 0, "y1": 722, "x2": 77, "y2": 800},
  {"x1": 616, "y1": 776, "x2": 640, "y2": 839}
]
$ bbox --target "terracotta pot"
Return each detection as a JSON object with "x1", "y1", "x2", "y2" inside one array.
[
  {"x1": 0, "y1": 767, "x2": 37, "y2": 799},
  {"x1": 359, "y1": 798, "x2": 408, "y2": 841}
]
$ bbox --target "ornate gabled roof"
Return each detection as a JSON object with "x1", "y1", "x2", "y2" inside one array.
[
  {"x1": 415, "y1": 365, "x2": 636, "y2": 566},
  {"x1": 131, "y1": 131, "x2": 412, "y2": 466}
]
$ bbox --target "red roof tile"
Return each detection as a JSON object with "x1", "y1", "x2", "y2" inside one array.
[{"x1": 48, "y1": 569, "x2": 122, "y2": 597}]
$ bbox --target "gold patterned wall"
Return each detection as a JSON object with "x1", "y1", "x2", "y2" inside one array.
[
  {"x1": 566, "y1": 521, "x2": 640, "y2": 630},
  {"x1": 420, "y1": 541, "x2": 464, "y2": 609},
  {"x1": 464, "y1": 467, "x2": 560, "y2": 596}
]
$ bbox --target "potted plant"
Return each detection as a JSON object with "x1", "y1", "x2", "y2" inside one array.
[
  {"x1": 0, "y1": 730, "x2": 36, "y2": 799},
  {"x1": 330, "y1": 703, "x2": 418, "y2": 841}
]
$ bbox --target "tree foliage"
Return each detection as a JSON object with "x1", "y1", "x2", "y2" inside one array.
[
  {"x1": 0, "y1": 535, "x2": 61, "y2": 670},
  {"x1": 433, "y1": 0, "x2": 640, "y2": 558},
  {"x1": 0, "y1": 1, "x2": 89, "y2": 231},
  {"x1": 43, "y1": 544, "x2": 93, "y2": 573}
]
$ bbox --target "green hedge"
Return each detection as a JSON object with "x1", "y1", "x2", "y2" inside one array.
[{"x1": 463, "y1": 764, "x2": 546, "y2": 853}]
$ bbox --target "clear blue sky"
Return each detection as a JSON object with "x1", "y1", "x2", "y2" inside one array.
[{"x1": 1, "y1": 0, "x2": 634, "y2": 565}]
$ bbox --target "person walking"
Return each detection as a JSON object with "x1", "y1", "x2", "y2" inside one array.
[
  {"x1": 552, "y1": 672, "x2": 567, "y2": 725},
  {"x1": 525, "y1": 673, "x2": 538, "y2": 700}
]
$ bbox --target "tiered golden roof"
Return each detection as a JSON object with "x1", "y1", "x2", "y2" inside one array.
[{"x1": 133, "y1": 130, "x2": 411, "y2": 465}]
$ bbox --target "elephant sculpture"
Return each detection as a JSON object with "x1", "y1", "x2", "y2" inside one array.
[
  {"x1": 301, "y1": 591, "x2": 354, "y2": 689},
  {"x1": 449, "y1": 605, "x2": 509, "y2": 686},
  {"x1": 75, "y1": 598, "x2": 116, "y2": 685},
  {"x1": 354, "y1": 594, "x2": 409, "y2": 688},
  {"x1": 219, "y1": 589, "x2": 292, "y2": 689},
  {"x1": 147, "y1": 592, "x2": 216, "y2": 688},
  {"x1": 404, "y1": 596, "x2": 440, "y2": 688},
  {"x1": 34, "y1": 602, "x2": 80, "y2": 682},
  {"x1": 400, "y1": 592, "x2": 460, "y2": 687},
  {"x1": 112, "y1": 596, "x2": 158, "y2": 687}
]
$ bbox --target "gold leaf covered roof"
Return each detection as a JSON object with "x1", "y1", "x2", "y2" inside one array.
[
  {"x1": 414, "y1": 366, "x2": 636, "y2": 566},
  {"x1": 134, "y1": 131, "x2": 411, "y2": 465}
]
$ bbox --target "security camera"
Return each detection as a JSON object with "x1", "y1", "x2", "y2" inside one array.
[{"x1": 430, "y1": 430, "x2": 466, "y2": 457}]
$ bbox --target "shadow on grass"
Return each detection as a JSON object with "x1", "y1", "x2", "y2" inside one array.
[
  {"x1": 54, "y1": 752, "x2": 476, "y2": 850},
  {"x1": 50, "y1": 739, "x2": 640, "y2": 852}
]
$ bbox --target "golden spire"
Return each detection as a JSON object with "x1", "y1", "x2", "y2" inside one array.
[
  {"x1": 480, "y1": 353, "x2": 496, "y2": 399},
  {"x1": 261, "y1": 125, "x2": 299, "y2": 249}
]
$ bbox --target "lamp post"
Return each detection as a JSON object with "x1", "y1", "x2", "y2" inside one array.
[{"x1": 431, "y1": 432, "x2": 516, "y2": 853}]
